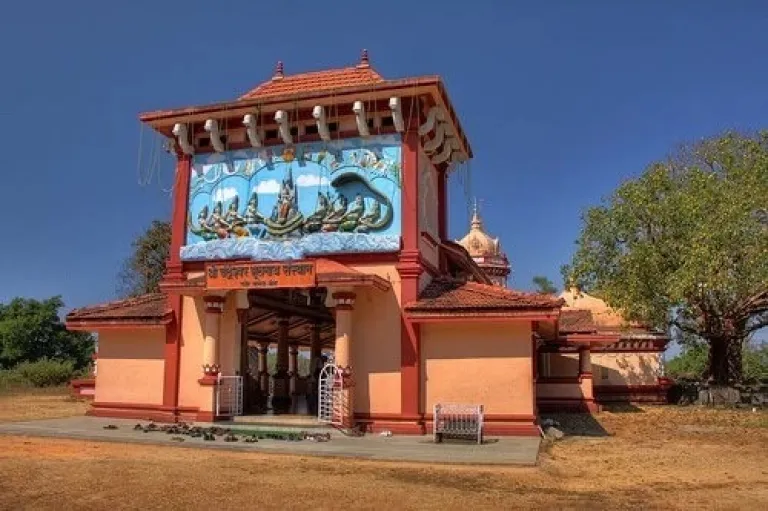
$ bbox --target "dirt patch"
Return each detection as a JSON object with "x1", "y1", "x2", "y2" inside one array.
[{"x1": 0, "y1": 394, "x2": 766, "y2": 509}]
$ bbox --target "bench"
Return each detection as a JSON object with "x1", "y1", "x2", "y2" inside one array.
[{"x1": 433, "y1": 403, "x2": 484, "y2": 444}]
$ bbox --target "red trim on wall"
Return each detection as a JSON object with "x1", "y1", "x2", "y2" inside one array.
[
  {"x1": 407, "y1": 313, "x2": 560, "y2": 324},
  {"x1": 67, "y1": 322, "x2": 168, "y2": 331},
  {"x1": 397, "y1": 130, "x2": 423, "y2": 419},
  {"x1": 181, "y1": 252, "x2": 401, "y2": 274},
  {"x1": 89, "y1": 401, "x2": 176, "y2": 422},
  {"x1": 169, "y1": 155, "x2": 192, "y2": 271},
  {"x1": 69, "y1": 378, "x2": 95, "y2": 400}
]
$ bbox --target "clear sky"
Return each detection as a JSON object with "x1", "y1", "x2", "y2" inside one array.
[{"x1": 1, "y1": 0, "x2": 766, "y2": 314}]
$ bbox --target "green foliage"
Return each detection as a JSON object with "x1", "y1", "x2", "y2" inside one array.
[
  {"x1": 667, "y1": 340, "x2": 768, "y2": 380},
  {"x1": 567, "y1": 131, "x2": 768, "y2": 382},
  {"x1": 118, "y1": 220, "x2": 171, "y2": 297},
  {"x1": 0, "y1": 296, "x2": 94, "y2": 370},
  {"x1": 0, "y1": 368, "x2": 30, "y2": 391},
  {"x1": 666, "y1": 343, "x2": 709, "y2": 379},
  {"x1": 532, "y1": 275, "x2": 558, "y2": 294},
  {"x1": 14, "y1": 358, "x2": 76, "y2": 387}
]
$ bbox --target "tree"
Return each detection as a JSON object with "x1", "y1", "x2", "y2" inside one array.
[
  {"x1": 118, "y1": 220, "x2": 171, "y2": 297},
  {"x1": 0, "y1": 296, "x2": 94, "y2": 369},
  {"x1": 667, "y1": 340, "x2": 768, "y2": 380},
  {"x1": 566, "y1": 131, "x2": 768, "y2": 384},
  {"x1": 532, "y1": 275, "x2": 558, "y2": 294}
]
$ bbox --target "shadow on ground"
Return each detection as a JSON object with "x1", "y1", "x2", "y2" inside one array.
[{"x1": 540, "y1": 413, "x2": 611, "y2": 437}]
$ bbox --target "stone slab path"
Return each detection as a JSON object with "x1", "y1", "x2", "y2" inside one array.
[{"x1": 0, "y1": 416, "x2": 541, "y2": 466}]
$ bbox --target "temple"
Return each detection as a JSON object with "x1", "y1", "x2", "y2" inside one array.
[{"x1": 66, "y1": 51, "x2": 670, "y2": 436}]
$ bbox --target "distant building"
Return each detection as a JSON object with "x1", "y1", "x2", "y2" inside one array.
[{"x1": 456, "y1": 207, "x2": 511, "y2": 287}]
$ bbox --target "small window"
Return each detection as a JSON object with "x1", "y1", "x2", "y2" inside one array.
[
  {"x1": 380, "y1": 116, "x2": 394, "y2": 127},
  {"x1": 265, "y1": 129, "x2": 278, "y2": 140},
  {"x1": 290, "y1": 127, "x2": 299, "y2": 137},
  {"x1": 328, "y1": 122, "x2": 339, "y2": 132},
  {"x1": 199, "y1": 137, "x2": 210, "y2": 148},
  {"x1": 304, "y1": 124, "x2": 318, "y2": 135}
]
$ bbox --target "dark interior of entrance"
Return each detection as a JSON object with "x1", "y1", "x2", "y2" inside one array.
[{"x1": 240, "y1": 287, "x2": 335, "y2": 416}]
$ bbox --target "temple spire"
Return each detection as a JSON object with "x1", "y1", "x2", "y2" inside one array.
[{"x1": 471, "y1": 198, "x2": 483, "y2": 230}]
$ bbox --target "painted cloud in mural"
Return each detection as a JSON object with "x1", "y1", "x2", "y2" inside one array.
[{"x1": 182, "y1": 135, "x2": 403, "y2": 261}]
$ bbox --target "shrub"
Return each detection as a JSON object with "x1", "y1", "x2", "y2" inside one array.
[
  {"x1": 14, "y1": 358, "x2": 75, "y2": 387},
  {"x1": 0, "y1": 369, "x2": 29, "y2": 391}
]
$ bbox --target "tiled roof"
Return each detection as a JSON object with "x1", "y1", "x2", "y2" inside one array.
[
  {"x1": 239, "y1": 65, "x2": 385, "y2": 100},
  {"x1": 558, "y1": 309, "x2": 596, "y2": 334},
  {"x1": 405, "y1": 279, "x2": 563, "y2": 314},
  {"x1": 66, "y1": 294, "x2": 168, "y2": 325}
]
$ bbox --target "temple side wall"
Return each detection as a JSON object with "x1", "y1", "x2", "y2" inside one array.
[
  {"x1": 546, "y1": 353, "x2": 579, "y2": 377},
  {"x1": 420, "y1": 322, "x2": 534, "y2": 415},
  {"x1": 349, "y1": 263, "x2": 402, "y2": 414},
  {"x1": 94, "y1": 329, "x2": 165, "y2": 405},
  {"x1": 178, "y1": 296, "x2": 205, "y2": 409},
  {"x1": 592, "y1": 352, "x2": 662, "y2": 386}
]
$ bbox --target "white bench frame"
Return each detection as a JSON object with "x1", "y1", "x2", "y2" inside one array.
[{"x1": 433, "y1": 403, "x2": 484, "y2": 444}]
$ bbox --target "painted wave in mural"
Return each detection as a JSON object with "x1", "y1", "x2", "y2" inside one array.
[
  {"x1": 182, "y1": 135, "x2": 402, "y2": 261},
  {"x1": 180, "y1": 233, "x2": 401, "y2": 261}
]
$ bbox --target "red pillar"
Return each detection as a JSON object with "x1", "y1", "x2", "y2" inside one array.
[
  {"x1": 162, "y1": 154, "x2": 192, "y2": 418},
  {"x1": 397, "y1": 130, "x2": 423, "y2": 431}
]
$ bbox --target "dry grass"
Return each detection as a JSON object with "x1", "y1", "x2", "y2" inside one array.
[
  {"x1": 0, "y1": 387, "x2": 89, "y2": 423},
  {"x1": 0, "y1": 392, "x2": 766, "y2": 510}
]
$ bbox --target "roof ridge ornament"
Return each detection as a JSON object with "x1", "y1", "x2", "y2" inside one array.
[
  {"x1": 273, "y1": 61, "x2": 284, "y2": 80},
  {"x1": 358, "y1": 49, "x2": 370, "y2": 68}
]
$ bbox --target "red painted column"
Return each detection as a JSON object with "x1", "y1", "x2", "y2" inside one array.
[
  {"x1": 397, "y1": 129, "x2": 423, "y2": 429},
  {"x1": 162, "y1": 154, "x2": 192, "y2": 418}
]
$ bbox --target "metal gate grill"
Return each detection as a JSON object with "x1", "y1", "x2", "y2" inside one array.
[
  {"x1": 216, "y1": 375, "x2": 243, "y2": 417},
  {"x1": 318, "y1": 362, "x2": 343, "y2": 425}
]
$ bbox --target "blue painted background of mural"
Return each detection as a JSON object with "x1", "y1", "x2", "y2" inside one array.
[{"x1": 181, "y1": 135, "x2": 402, "y2": 261}]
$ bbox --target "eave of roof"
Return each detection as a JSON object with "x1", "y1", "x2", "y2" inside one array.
[{"x1": 65, "y1": 294, "x2": 170, "y2": 331}]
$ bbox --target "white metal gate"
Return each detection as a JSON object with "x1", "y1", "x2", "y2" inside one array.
[
  {"x1": 216, "y1": 375, "x2": 243, "y2": 417},
  {"x1": 318, "y1": 362, "x2": 342, "y2": 425}
]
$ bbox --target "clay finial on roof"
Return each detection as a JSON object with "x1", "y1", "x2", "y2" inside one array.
[
  {"x1": 358, "y1": 48, "x2": 370, "y2": 68},
  {"x1": 273, "y1": 61, "x2": 284, "y2": 80}
]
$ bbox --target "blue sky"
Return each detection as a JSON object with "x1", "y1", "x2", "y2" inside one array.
[{"x1": 1, "y1": 0, "x2": 766, "y2": 320}]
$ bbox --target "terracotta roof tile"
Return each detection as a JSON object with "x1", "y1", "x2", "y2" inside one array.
[
  {"x1": 66, "y1": 294, "x2": 168, "y2": 324},
  {"x1": 558, "y1": 309, "x2": 597, "y2": 334},
  {"x1": 239, "y1": 66, "x2": 385, "y2": 100},
  {"x1": 405, "y1": 278, "x2": 563, "y2": 314}
]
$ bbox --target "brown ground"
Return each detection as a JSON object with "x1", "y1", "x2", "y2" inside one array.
[{"x1": 0, "y1": 392, "x2": 766, "y2": 510}]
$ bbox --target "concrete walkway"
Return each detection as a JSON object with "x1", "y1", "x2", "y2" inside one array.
[{"x1": 0, "y1": 416, "x2": 541, "y2": 466}]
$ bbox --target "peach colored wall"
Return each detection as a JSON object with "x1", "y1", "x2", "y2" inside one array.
[
  {"x1": 349, "y1": 264, "x2": 402, "y2": 414},
  {"x1": 536, "y1": 382, "x2": 584, "y2": 399},
  {"x1": 593, "y1": 352, "x2": 662, "y2": 386},
  {"x1": 94, "y1": 329, "x2": 165, "y2": 405},
  {"x1": 178, "y1": 296, "x2": 205, "y2": 409},
  {"x1": 420, "y1": 322, "x2": 534, "y2": 415},
  {"x1": 218, "y1": 293, "x2": 240, "y2": 376},
  {"x1": 347, "y1": 263, "x2": 402, "y2": 303},
  {"x1": 546, "y1": 353, "x2": 579, "y2": 377}
]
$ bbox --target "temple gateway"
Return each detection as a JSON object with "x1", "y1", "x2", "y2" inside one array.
[{"x1": 66, "y1": 52, "x2": 670, "y2": 436}]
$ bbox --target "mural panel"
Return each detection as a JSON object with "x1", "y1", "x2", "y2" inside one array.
[{"x1": 181, "y1": 135, "x2": 402, "y2": 261}]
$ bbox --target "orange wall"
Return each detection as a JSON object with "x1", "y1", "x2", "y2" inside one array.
[
  {"x1": 420, "y1": 322, "x2": 534, "y2": 416},
  {"x1": 593, "y1": 352, "x2": 662, "y2": 386},
  {"x1": 349, "y1": 263, "x2": 402, "y2": 414},
  {"x1": 218, "y1": 293, "x2": 240, "y2": 376},
  {"x1": 178, "y1": 296, "x2": 205, "y2": 409},
  {"x1": 94, "y1": 329, "x2": 165, "y2": 405}
]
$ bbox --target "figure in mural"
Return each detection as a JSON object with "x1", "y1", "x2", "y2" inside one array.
[
  {"x1": 188, "y1": 205, "x2": 218, "y2": 240},
  {"x1": 339, "y1": 194, "x2": 365, "y2": 232},
  {"x1": 305, "y1": 192, "x2": 332, "y2": 233},
  {"x1": 321, "y1": 194, "x2": 348, "y2": 232},
  {"x1": 224, "y1": 196, "x2": 249, "y2": 237},
  {"x1": 243, "y1": 192, "x2": 265, "y2": 226},
  {"x1": 263, "y1": 167, "x2": 306, "y2": 237}
]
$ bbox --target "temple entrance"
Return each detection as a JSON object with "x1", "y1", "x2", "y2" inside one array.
[{"x1": 239, "y1": 287, "x2": 336, "y2": 417}]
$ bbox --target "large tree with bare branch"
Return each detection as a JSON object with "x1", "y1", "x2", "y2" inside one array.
[{"x1": 565, "y1": 131, "x2": 768, "y2": 383}]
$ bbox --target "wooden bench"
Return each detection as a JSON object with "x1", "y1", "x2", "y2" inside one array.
[{"x1": 433, "y1": 403, "x2": 484, "y2": 444}]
